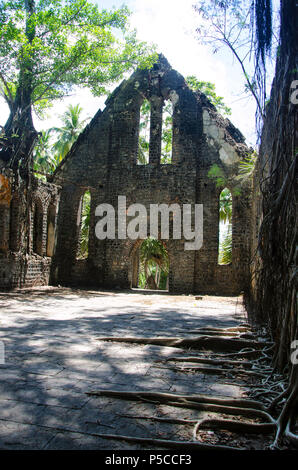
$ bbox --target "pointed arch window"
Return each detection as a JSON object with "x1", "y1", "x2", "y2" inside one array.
[
  {"x1": 33, "y1": 199, "x2": 43, "y2": 256},
  {"x1": 218, "y1": 188, "x2": 232, "y2": 265},
  {"x1": 137, "y1": 99, "x2": 150, "y2": 165},
  {"x1": 46, "y1": 204, "x2": 57, "y2": 257},
  {"x1": 77, "y1": 190, "x2": 91, "y2": 259},
  {"x1": 161, "y1": 99, "x2": 173, "y2": 164}
]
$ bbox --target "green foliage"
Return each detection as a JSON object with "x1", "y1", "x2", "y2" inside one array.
[
  {"x1": 209, "y1": 152, "x2": 257, "y2": 266},
  {"x1": 77, "y1": 190, "x2": 91, "y2": 259},
  {"x1": 138, "y1": 136, "x2": 149, "y2": 164},
  {"x1": 186, "y1": 75, "x2": 231, "y2": 115},
  {"x1": 138, "y1": 237, "x2": 169, "y2": 290},
  {"x1": 161, "y1": 101, "x2": 173, "y2": 164},
  {"x1": 138, "y1": 99, "x2": 150, "y2": 164},
  {"x1": 219, "y1": 188, "x2": 232, "y2": 224},
  {"x1": 137, "y1": 99, "x2": 173, "y2": 165},
  {"x1": 218, "y1": 189, "x2": 232, "y2": 265},
  {"x1": 138, "y1": 74, "x2": 229, "y2": 164},
  {"x1": 207, "y1": 164, "x2": 226, "y2": 187},
  {"x1": 33, "y1": 129, "x2": 56, "y2": 177},
  {"x1": 33, "y1": 103, "x2": 87, "y2": 174},
  {"x1": 207, "y1": 149, "x2": 257, "y2": 195},
  {"x1": 218, "y1": 227, "x2": 232, "y2": 265},
  {"x1": 52, "y1": 104, "x2": 88, "y2": 160},
  {"x1": 0, "y1": 0, "x2": 157, "y2": 116},
  {"x1": 238, "y1": 150, "x2": 257, "y2": 178}
]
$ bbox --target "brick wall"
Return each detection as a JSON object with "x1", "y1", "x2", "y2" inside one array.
[
  {"x1": 51, "y1": 56, "x2": 251, "y2": 295},
  {"x1": 0, "y1": 173, "x2": 60, "y2": 290}
]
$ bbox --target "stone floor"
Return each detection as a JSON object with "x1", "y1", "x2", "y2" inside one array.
[{"x1": 0, "y1": 287, "x2": 249, "y2": 450}]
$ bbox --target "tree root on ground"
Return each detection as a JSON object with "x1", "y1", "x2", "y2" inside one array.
[
  {"x1": 163, "y1": 356, "x2": 259, "y2": 368},
  {"x1": 88, "y1": 389, "x2": 273, "y2": 420},
  {"x1": 87, "y1": 389, "x2": 266, "y2": 410},
  {"x1": 96, "y1": 335, "x2": 271, "y2": 352},
  {"x1": 153, "y1": 363, "x2": 269, "y2": 378},
  {"x1": 92, "y1": 332, "x2": 297, "y2": 449},
  {"x1": 86, "y1": 432, "x2": 240, "y2": 451},
  {"x1": 191, "y1": 326, "x2": 250, "y2": 333},
  {"x1": 185, "y1": 328, "x2": 255, "y2": 340},
  {"x1": 116, "y1": 413, "x2": 198, "y2": 425},
  {"x1": 193, "y1": 418, "x2": 276, "y2": 436},
  {"x1": 88, "y1": 388, "x2": 297, "y2": 449}
]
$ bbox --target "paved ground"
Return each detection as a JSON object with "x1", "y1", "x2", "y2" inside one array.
[{"x1": 0, "y1": 287, "x2": 249, "y2": 450}]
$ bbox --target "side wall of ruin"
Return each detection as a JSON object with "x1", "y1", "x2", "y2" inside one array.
[{"x1": 0, "y1": 170, "x2": 60, "y2": 289}]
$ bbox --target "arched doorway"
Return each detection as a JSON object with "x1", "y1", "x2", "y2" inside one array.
[{"x1": 131, "y1": 237, "x2": 169, "y2": 291}]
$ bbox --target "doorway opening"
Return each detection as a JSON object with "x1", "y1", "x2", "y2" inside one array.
[{"x1": 131, "y1": 237, "x2": 169, "y2": 291}]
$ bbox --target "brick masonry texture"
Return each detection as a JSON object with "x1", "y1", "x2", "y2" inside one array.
[
  {"x1": 49, "y1": 55, "x2": 252, "y2": 295},
  {"x1": 0, "y1": 168, "x2": 60, "y2": 290},
  {"x1": 0, "y1": 56, "x2": 251, "y2": 293}
]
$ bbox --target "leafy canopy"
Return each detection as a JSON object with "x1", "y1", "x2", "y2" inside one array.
[
  {"x1": 0, "y1": 0, "x2": 157, "y2": 115},
  {"x1": 186, "y1": 75, "x2": 231, "y2": 115}
]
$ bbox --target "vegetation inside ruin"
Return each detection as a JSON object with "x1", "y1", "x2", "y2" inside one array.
[
  {"x1": 138, "y1": 237, "x2": 169, "y2": 290},
  {"x1": 0, "y1": 0, "x2": 296, "y2": 452},
  {"x1": 218, "y1": 188, "x2": 232, "y2": 265},
  {"x1": 77, "y1": 190, "x2": 91, "y2": 260}
]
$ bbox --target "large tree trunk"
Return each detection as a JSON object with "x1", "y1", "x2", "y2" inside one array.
[
  {"x1": 247, "y1": 1, "x2": 298, "y2": 372},
  {"x1": 0, "y1": 0, "x2": 38, "y2": 174}
]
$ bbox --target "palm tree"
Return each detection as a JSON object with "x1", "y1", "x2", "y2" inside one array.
[
  {"x1": 218, "y1": 229, "x2": 232, "y2": 265},
  {"x1": 139, "y1": 237, "x2": 169, "y2": 289},
  {"x1": 219, "y1": 188, "x2": 232, "y2": 224},
  {"x1": 218, "y1": 188, "x2": 232, "y2": 265},
  {"x1": 52, "y1": 104, "x2": 88, "y2": 161},
  {"x1": 33, "y1": 104, "x2": 88, "y2": 176},
  {"x1": 33, "y1": 130, "x2": 56, "y2": 176}
]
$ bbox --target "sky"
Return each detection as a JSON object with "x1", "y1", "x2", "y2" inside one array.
[{"x1": 0, "y1": 0, "x2": 278, "y2": 146}]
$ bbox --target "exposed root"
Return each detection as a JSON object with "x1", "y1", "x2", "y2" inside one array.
[
  {"x1": 186, "y1": 330, "x2": 244, "y2": 337},
  {"x1": 89, "y1": 432, "x2": 241, "y2": 450},
  {"x1": 196, "y1": 326, "x2": 251, "y2": 333},
  {"x1": 116, "y1": 414, "x2": 198, "y2": 425},
  {"x1": 194, "y1": 418, "x2": 276, "y2": 436},
  {"x1": 194, "y1": 368, "x2": 298, "y2": 449},
  {"x1": 164, "y1": 356, "x2": 256, "y2": 368},
  {"x1": 96, "y1": 335, "x2": 270, "y2": 352},
  {"x1": 186, "y1": 329, "x2": 255, "y2": 340},
  {"x1": 93, "y1": 330, "x2": 296, "y2": 449},
  {"x1": 270, "y1": 371, "x2": 298, "y2": 449},
  {"x1": 284, "y1": 421, "x2": 298, "y2": 447},
  {"x1": 87, "y1": 389, "x2": 266, "y2": 410},
  {"x1": 87, "y1": 389, "x2": 273, "y2": 421},
  {"x1": 154, "y1": 363, "x2": 269, "y2": 378}
]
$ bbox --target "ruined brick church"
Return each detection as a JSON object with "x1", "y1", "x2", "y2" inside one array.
[{"x1": 0, "y1": 56, "x2": 252, "y2": 295}]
